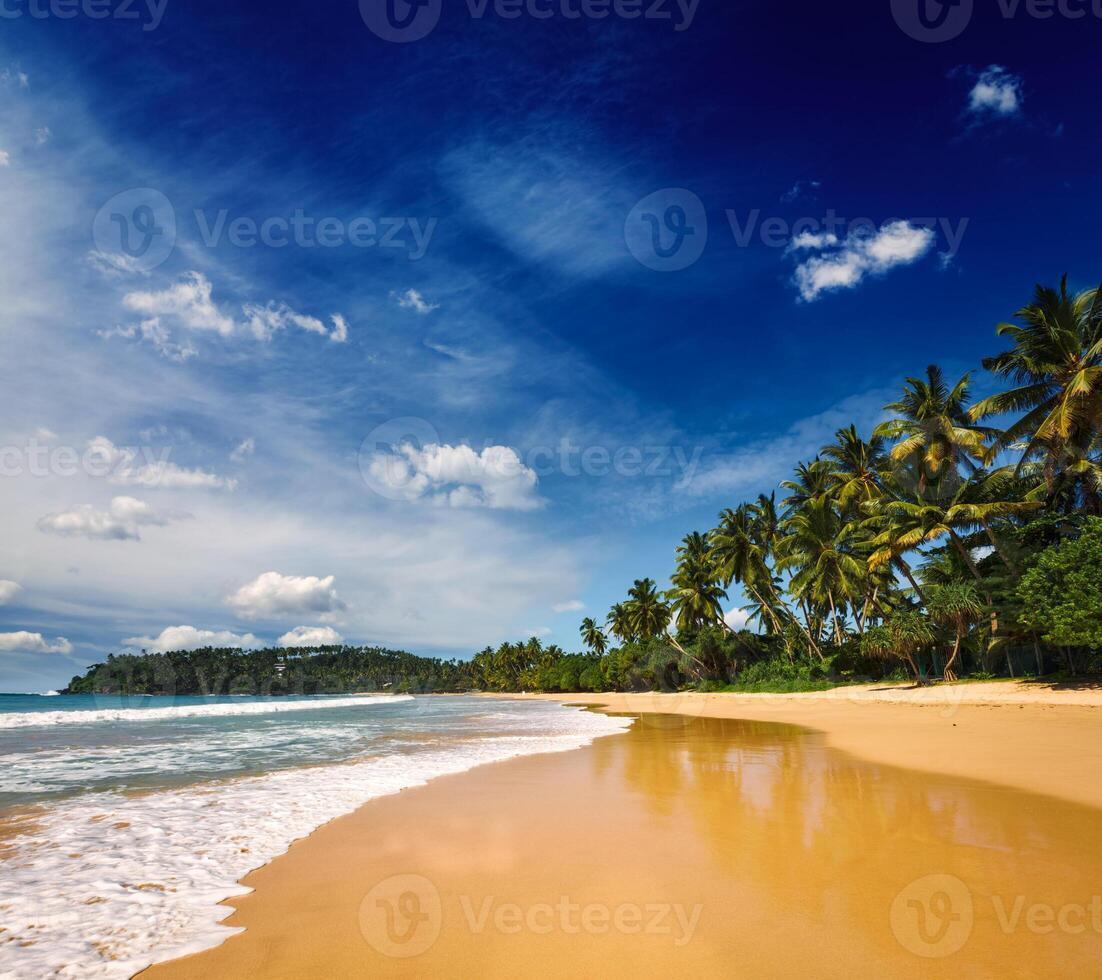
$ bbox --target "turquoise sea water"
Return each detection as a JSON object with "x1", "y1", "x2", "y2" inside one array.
[{"x1": 0, "y1": 693, "x2": 630, "y2": 978}]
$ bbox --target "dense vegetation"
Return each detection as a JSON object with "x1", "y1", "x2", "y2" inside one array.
[{"x1": 68, "y1": 277, "x2": 1102, "y2": 697}]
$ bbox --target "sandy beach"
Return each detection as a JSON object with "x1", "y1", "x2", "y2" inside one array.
[{"x1": 139, "y1": 682, "x2": 1102, "y2": 979}]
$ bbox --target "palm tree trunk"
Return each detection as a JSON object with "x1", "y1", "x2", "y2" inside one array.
[
  {"x1": 948, "y1": 529, "x2": 999, "y2": 639},
  {"x1": 894, "y1": 557, "x2": 929, "y2": 605},
  {"x1": 981, "y1": 518, "x2": 1020, "y2": 578}
]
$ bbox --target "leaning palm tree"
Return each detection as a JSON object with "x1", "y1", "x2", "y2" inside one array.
[
  {"x1": 625, "y1": 578, "x2": 673, "y2": 640},
  {"x1": 971, "y1": 276, "x2": 1102, "y2": 505},
  {"x1": 709, "y1": 505, "x2": 789, "y2": 639},
  {"x1": 875, "y1": 365, "x2": 997, "y2": 491},
  {"x1": 579, "y1": 618, "x2": 607, "y2": 657},
  {"x1": 927, "y1": 582, "x2": 985, "y2": 681}
]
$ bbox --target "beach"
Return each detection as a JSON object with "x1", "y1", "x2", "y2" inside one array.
[{"x1": 142, "y1": 682, "x2": 1102, "y2": 978}]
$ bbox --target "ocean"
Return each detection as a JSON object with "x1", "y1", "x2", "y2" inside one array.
[{"x1": 0, "y1": 693, "x2": 630, "y2": 979}]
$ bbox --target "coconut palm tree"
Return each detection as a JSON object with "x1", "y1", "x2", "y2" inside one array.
[
  {"x1": 822, "y1": 425, "x2": 888, "y2": 508},
  {"x1": 861, "y1": 610, "x2": 936, "y2": 684},
  {"x1": 875, "y1": 365, "x2": 997, "y2": 491},
  {"x1": 606, "y1": 603, "x2": 635, "y2": 645},
  {"x1": 666, "y1": 550, "x2": 729, "y2": 634},
  {"x1": 625, "y1": 578, "x2": 673, "y2": 641},
  {"x1": 971, "y1": 277, "x2": 1102, "y2": 505},
  {"x1": 579, "y1": 618, "x2": 607, "y2": 657},
  {"x1": 781, "y1": 459, "x2": 836, "y2": 514}
]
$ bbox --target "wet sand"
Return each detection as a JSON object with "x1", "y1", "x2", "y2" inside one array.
[{"x1": 144, "y1": 691, "x2": 1102, "y2": 979}]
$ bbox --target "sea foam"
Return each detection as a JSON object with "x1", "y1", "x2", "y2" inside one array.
[
  {"x1": 0, "y1": 701, "x2": 630, "y2": 979},
  {"x1": 0, "y1": 693, "x2": 412, "y2": 729}
]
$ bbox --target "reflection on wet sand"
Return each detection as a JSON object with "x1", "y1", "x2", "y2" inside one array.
[{"x1": 145, "y1": 713, "x2": 1102, "y2": 979}]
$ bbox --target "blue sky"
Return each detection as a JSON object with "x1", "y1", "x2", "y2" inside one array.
[{"x1": 0, "y1": 0, "x2": 1099, "y2": 691}]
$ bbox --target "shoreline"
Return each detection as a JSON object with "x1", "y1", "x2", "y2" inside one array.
[{"x1": 141, "y1": 681, "x2": 1102, "y2": 978}]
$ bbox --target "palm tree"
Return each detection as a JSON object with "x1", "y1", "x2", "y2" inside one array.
[
  {"x1": 776, "y1": 494, "x2": 864, "y2": 648},
  {"x1": 709, "y1": 505, "x2": 787, "y2": 638},
  {"x1": 781, "y1": 459, "x2": 836, "y2": 514},
  {"x1": 875, "y1": 366, "x2": 997, "y2": 491},
  {"x1": 606, "y1": 603, "x2": 635, "y2": 645},
  {"x1": 625, "y1": 578, "x2": 673, "y2": 640},
  {"x1": 971, "y1": 277, "x2": 1102, "y2": 508},
  {"x1": 822, "y1": 425, "x2": 888, "y2": 508},
  {"x1": 927, "y1": 582, "x2": 985, "y2": 681},
  {"x1": 579, "y1": 618, "x2": 607, "y2": 657},
  {"x1": 861, "y1": 610, "x2": 936, "y2": 684},
  {"x1": 666, "y1": 548, "x2": 729, "y2": 634}
]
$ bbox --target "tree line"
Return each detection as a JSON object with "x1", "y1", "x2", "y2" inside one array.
[{"x1": 67, "y1": 276, "x2": 1102, "y2": 697}]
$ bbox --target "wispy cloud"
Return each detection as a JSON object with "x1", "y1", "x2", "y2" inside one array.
[
  {"x1": 966, "y1": 66, "x2": 1024, "y2": 120},
  {"x1": 393, "y1": 288, "x2": 439, "y2": 315}
]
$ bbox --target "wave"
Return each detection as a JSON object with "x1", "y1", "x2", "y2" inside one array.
[
  {"x1": 0, "y1": 694, "x2": 413, "y2": 729},
  {"x1": 0, "y1": 702, "x2": 631, "y2": 979}
]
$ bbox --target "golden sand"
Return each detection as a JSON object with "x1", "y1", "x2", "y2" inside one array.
[{"x1": 143, "y1": 684, "x2": 1102, "y2": 978}]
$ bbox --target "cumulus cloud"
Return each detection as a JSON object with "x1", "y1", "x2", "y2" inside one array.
[
  {"x1": 227, "y1": 571, "x2": 346, "y2": 620},
  {"x1": 242, "y1": 302, "x2": 349, "y2": 343},
  {"x1": 88, "y1": 436, "x2": 237, "y2": 490},
  {"x1": 0, "y1": 580, "x2": 23, "y2": 605},
  {"x1": 393, "y1": 288, "x2": 439, "y2": 315},
  {"x1": 967, "y1": 66, "x2": 1023, "y2": 119},
  {"x1": 278, "y1": 625, "x2": 344, "y2": 648},
  {"x1": 37, "y1": 496, "x2": 183, "y2": 542},
  {"x1": 790, "y1": 220, "x2": 936, "y2": 302},
  {"x1": 552, "y1": 600, "x2": 585, "y2": 613},
  {"x1": 0, "y1": 632, "x2": 72, "y2": 655},
  {"x1": 368, "y1": 443, "x2": 542, "y2": 511},
  {"x1": 123, "y1": 272, "x2": 236, "y2": 337},
  {"x1": 124, "y1": 625, "x2": 261, "y2": 653},
  {"x1": 724, "y1": 608, "x2": 752, "y2": 632}
]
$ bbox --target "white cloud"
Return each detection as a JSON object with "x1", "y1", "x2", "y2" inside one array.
[
  {"x1": 724, "y1": 608, "x2": 752, "y2": 632},
  {"x1": 393, "y1": 289, "x2": 439, "y2": 315},
  {"x1": 37, "y1": 496, "x2": 182, "y2": 542},
  {"x1": 0, "y1": 150, "x2": 10, "y2": 167},
  {"x1": 34, "y1": 127, "x2": 50, "y2": 146},
  {"x1": 242, "y1": 302, "x2": 349, "y2": 343},
  {"x1": 0, "y1": 631, "x2": 72, "y2": 655},
  {"x1": 368, "y1": 442, "x2": 542, "y2": 511},
  {"x1": 230, "y1": 437, "x2": 256, "y2": 463},
  {"x1": 87, "y1": 250, "x2": 151, "y2": 280},
  {"x1": 525, "y1": 627, "x2": 552, "y2": 638},
  {"x1": 123, "y1": 272, "x2": 236, "y2": 337},
  {"x1": 0, "y1": 580, "x2": 23, "y2": 605},
  {"x1": 780, "y1": 179, "x2": 821, "y2": 204},
  {"x1": 791, "y1": 220, "x2": 936, "y2": 301},
  {"x1": 88, "y1": 436, "x2": 236, "y2": 490},
  {"x1": 227, "y1": 571, "x2": 346, "y2": 620},
  {"x1": 33, "y1": 427, "x2": 58, "y2": 441},
  {"x1": 967, "y1": 66, "x2": 1023, "y2": 118},
  {"x1": 278, "y1": 625, "x2": 344, "y2": 648},
  {"x1": 553, "y1": 599, "x2": 585, "y2": 613},
  {"x1": 124, "y1": 625, "x2": 261, "y2": 653},
  {"x1": 114, "y1": 273, "x2": 348, "y2": 355}
]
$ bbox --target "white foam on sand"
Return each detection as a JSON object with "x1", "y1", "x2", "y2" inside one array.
[{"x1": 0, "y1": 703, "x2": 631, "y2": 979}]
